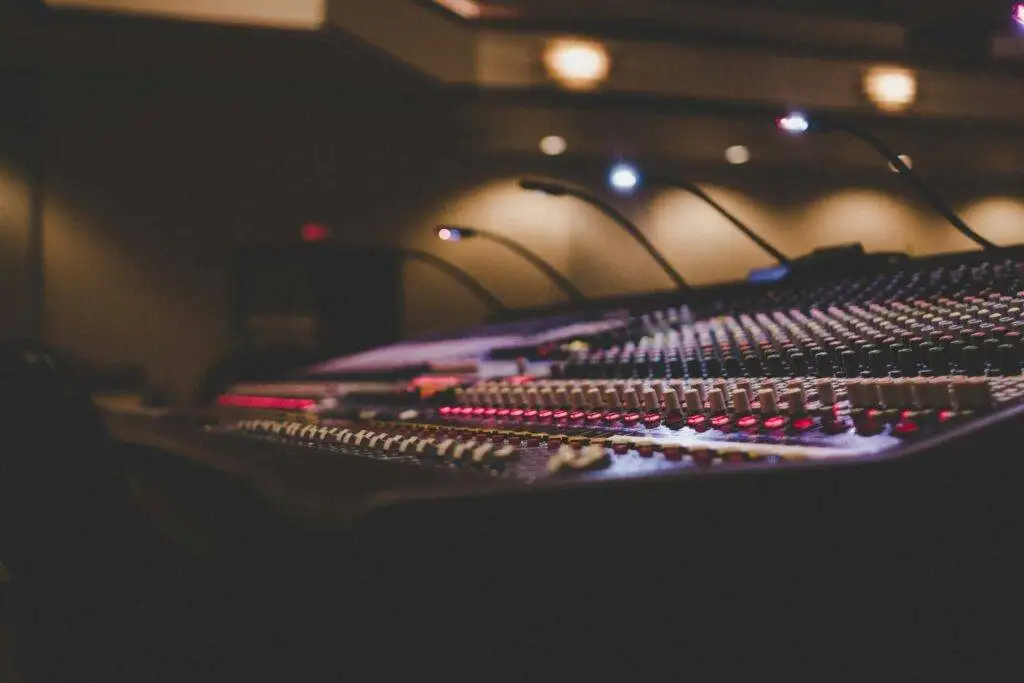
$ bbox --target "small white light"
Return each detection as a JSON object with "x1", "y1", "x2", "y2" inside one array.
[
  {"x1": 863, "y1": 66, "x2": 917, "y2": 112},
  {"x1": 539, "y1": 135, "x2": 567, "y2": 156},
  {"x1": 777, "y1": 113, "x2": 810, "y2": 134},
  {"x1": 543, "y1": 39, "x2": 611, "y2": 91},
  {"x1": 438, "y1": 228, "x2": 453, "y2": 240},
  {"x1": 725, "y1": 145, "x2": 751, "y2": 165},
  {"x1": 888, "y1": 154, "x2": 913, "y2": 173},
  {"x1": 609, "y1": 163, "x2": 639, "y2": 192}
]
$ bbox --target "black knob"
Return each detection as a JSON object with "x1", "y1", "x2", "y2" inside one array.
[
  {"x1": 706, "y1": 357, "x2": 723, "y2": 378},
  {"x1": 962, "y1": 345, "x2": 984, "y2": 376},
  {"x1": 743, "y1": 354, "x2": 763, "y2": 377},
  {"x1": 651, "y1": 352, "x2": 667, "y2": 377},
  {"x1": 982, "y1": 338, "x2": 1000, "y2": 362},
  {"x1": 998, "y1": 343, "x2": 1019, "y2": 376},
  {"x1": 815, "y1": 352, "x2": 833, "y2": 377},
  {"x1": 724, "y1": 355, "x2": 744, "y2": 378},
  {"x1": 927, "y1": 346, "x2": 949, "y2": 376},
  {"x1": 790, "y1": 353, "x2": 808, "y2": 376},
  {"x1": 766, "y1": 354, "x2": 785, "y2": 377},
  {"x1": 868, "y1": 349, "x2": 888, "y2": 378},
  {"x1": 841, "y1": 350, "x2": 859, "y2": 378},
  {"x1": 669, "y1": 356, "x2": 685, "y2": 379},
  {"x1": 686, "y1": 358, "x2": 703, "y2": 379},
  {"x1": 634, "y1": 352, "x2": 651, "y2": 378},
  {"x1": 897, "y1": 348, "x2": 918, "y2": 378},
  {"x1": 948, "y1": 340, "x2": 965, "y2": 364}
]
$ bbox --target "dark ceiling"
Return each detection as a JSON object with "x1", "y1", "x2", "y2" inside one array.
[{"x1": 478, "y1": 0, "x2": 1016, "y2": 25}]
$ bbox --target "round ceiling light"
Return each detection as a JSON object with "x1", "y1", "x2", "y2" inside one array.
[
  {"x1": 539, "y1": 135, "x2": 567, "y2": 156},
  {"x1": 863, "y1": 66, "x2": 917, "y2": 112},
  {"x1": 543, "y1": 39, "x2": 611, "y2": 91},
  {"x1": 725, "y1": 145, "x2": 751, "y2": 165}
]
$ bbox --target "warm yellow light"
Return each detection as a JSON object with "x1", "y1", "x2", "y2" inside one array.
[
  {"x1": 539, "y1": 135, "x2": 567, "y2": 156},
  {"x1": 863, "y1": 66, "x2": 917, "y2": 112},
  {"x1": 724, "y1": 145, "x2": 751, "y2": 165},
  {"x1": 543, "y1": 39, "x2": 611, "y2": 91},
  {"x1": 433, "y1": 0, "x2": 482, "y2": 19}
]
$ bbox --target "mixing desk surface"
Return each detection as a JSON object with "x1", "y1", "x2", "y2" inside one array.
[
  {"x1": 194, "y1": 250, "x2": 1024, "y2": 501},
  {"x1": 103, "y1": 248, "x2": 1024, "y2": 681}
]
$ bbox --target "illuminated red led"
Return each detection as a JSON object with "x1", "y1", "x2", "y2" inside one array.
[
  {"x1": 509, "y1": 409, "x2": 524, "y2": 419},
  {"x1": 893, "y1": 420, "x2": 920, "y2": 435},
  {"x1": 623, "y1": 412, "x2": 642, "y2": 426},
  {"x1": 763, "y1": 416, "x2": 787, "y2": 430},
  {"x1": 472, "y1": 407, "x2": 486, "y2": 416},
  {"x1": 686, "y1": 415, "x2": 707, "y2": 428},
  {"x1": 553, "y1": 410, "x2": 569, "y2": 421},
  {"x1": 791, "y1": 417, "x2": 815, "y2": 431},
  {"x1": 538, "y1": 409, "x2": 554, "y2": 420},
  {"x1": 496, "y1": 408, "x2": 511, "y2": 417},
  {"x1": 711, "y1": 415, "x2": 731, "y2": 429},
  {"x1": 569, "y1": 410, "x2": 586, "y2": 422},
  {"x1": 523, "y1": 409, "x2": 538, "y2": 419},
  {"x1": 300, "y1": 223, "x2": 330, "y2": 242},
  {"x1": 439, "y1": 406, "x2": 453, "y2": 415},
  {"x1": 217, "y1": 395, "x2": 316, "y2": 410},
  {"x1": 939, "y1": 410, "x2": 955, "y2": 423},
  {"x1": 586, "y1": 411, "x2": 604, "y2": 423},
  {"x1": 603, "y1": 411, "x2": 622, "y2": 423},
  {"x1": 737, "y1": 415, "x2": 759, "y2": 429},
  {"x1": 643, "y1": 412, "x2": 662, "y2": 427},
  {"x1": 484, "y1": 408, "x2": 498, "y2": 417}
]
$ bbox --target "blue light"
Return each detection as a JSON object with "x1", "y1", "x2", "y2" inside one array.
[
  {"x1": 608, "y1": 163, "x2": 640, "y2": 192},
  {"x1": 777, "y1": 112, "x2": 810, "y2": 134}
]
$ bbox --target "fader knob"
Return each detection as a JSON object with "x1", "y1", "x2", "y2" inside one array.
[
  {"x1": 962, "y1": 346, "x2": 984, "y2": 376},
  {"x1": 683, "y1": 389, "x2": 703, "y2": 414},
  {"x1": 868, "y1": 350, "x2": 887, "y2": 378},
  {"x1": 642, "y1": 388, "x2": 660, "y2": 413},
  {"x1": 998, "y1": 344, "x2": 1019, "y2": 376},
  {"x1": 622, "y1": 389, "x2": 641, "y2": 412},
  {"x1": 815, "y1": 352, "x2": 833, "y2": 377},
  {"x1": 707, "y1": 388, "x2": 727, "y2": 414},
  {"x1": 731, "y1": 389, "x2": 751, "y2": 415},
  {"x1": 815, "y1": 379, "x2": 837, "y2": 407},
  {"x1": 758, "y1": 388, "x2": 778, "y2": 416}
]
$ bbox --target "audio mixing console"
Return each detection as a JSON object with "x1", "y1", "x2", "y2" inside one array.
[
  {"x1": 205, "y1": 250, "x2": 1024, "y2": 494},
  {"x1": 99, "y1": 248, "x2": 1024, "y2": 681}
]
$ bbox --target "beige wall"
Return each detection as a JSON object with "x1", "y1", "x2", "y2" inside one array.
[{"x1": 24, "y1": 73, "x2": 1024, "y2": 404}]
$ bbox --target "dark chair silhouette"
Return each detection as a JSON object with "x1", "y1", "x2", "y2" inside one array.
[{"x1": 0, "y1": 340, "x2": 211, "y2": 682}]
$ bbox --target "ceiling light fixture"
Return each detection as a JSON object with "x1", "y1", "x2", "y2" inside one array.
[
  {"x1": 888, "y1": 154, "x2": 913, "y2": 173},
  {"x1": 539, "y1": 135, "x2": 568, "y2": 156},
  {"x1": 543, "y1": 39, "x2": 611, "y2": 91},
  {"x1": 863, "y1": 66, "x2": 917, "y2": 112},
  {"x1": 608, "y1": 163, "x2": 640, "y2": 192},
  {"x1": 724, "y1": 145, "x2": 751, "y2": 165},
  {"x1": 433, "y1": 0, "x2": 482, "y2": 19},
  {"x1": 777, "y1": 113, "x2": 810, "y2": 134}
]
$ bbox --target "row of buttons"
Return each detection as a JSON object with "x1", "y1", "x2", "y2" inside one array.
[{"x1": 231, "y1": 420, "x2": 519, "y2": 468}]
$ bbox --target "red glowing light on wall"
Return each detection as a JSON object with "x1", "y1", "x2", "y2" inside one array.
[
  {"x1": 217, "y1": 394, "x2": 316, "y2": 410},
  {"x1": 301, "y1": 223, "x2": 331, "y2": 242}
]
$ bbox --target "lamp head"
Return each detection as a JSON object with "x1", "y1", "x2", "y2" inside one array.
[
  {"x1": 436, "y1": 225, "x2": 478, "y2": 241},
  {"x1": 776, "y1": 112, "x2": 811, "y2": 134},
  {"x1": 519, "y1": 178, "x2": 569, "y2": 196},
  {"x1": 608, "y1": 163, "x2": 641, "y2": 193}
]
